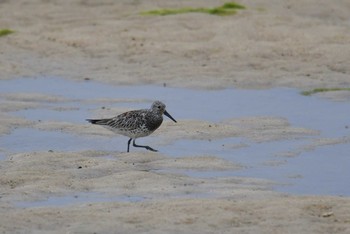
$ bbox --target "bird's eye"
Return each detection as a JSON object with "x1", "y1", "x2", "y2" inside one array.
[{"x1": 157, "y1": 106, "x2": 161, "y2": 109}]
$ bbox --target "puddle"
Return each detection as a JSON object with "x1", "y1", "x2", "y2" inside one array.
[
  {"x1": 0, "y1": 77, "x2": 350, "y2": 197},
  {"x1": 16, "y1": 193, "x2": 145, "y2": 208},
  {"x1": 163, "y1": 137, "x2": 350, "y2": 196},
  {"x1": 15, "y1": 191, "x2": 216, "y2": 208},
  {"x1": 274, "y1": 142, "x2": 350, "y2": 195},
  {"x1": 0, "y1": 152, "x2": 6, "y2": 160},
  {"x1": 1, "y1": 77, "x2": 349, "y2": 136},
  {"x1": 0, "y1": 77, "x2": 348, "y2": 137},
  {"x1": 0, "y1": 128, "x2": 126, "y2": 154},
  {"x1": 13, "y1": 106, "x2": 88, "y2": 123}
]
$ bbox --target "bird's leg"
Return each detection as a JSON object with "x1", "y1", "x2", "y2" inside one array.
[
  {"x1": 133, "y1": 139, "x2": 158, "y2": 152},
  {"x1": 127, "y1": 138, "x2": 132, "y2": 152}
]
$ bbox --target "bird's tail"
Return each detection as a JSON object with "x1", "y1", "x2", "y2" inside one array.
[{"x1": 86, "y1": 119, "x2": 110, "y2": 125}]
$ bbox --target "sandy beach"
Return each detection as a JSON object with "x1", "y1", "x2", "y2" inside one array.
[{"x1": 1, "y1": 0, "x2": 350, "y2": 233}]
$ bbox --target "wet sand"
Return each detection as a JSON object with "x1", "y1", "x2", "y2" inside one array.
[{"x1": 1, "y1": 0, "x2": 350, "y2": 233}]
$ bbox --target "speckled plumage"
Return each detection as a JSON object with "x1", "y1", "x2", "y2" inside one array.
[{"x1": 87, "y1": 101, "x2": 176, "y2": 152}]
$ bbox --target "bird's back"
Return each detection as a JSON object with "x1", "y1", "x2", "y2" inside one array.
[{"x1": 87, "y1": 109, "x2": 163, "y2": 138}]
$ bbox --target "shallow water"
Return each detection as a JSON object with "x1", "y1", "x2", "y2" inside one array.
[
  {"x1": 163, "y1": 137, "x2": 350, "y2": 196},
  {"x1": 0, "y1": 128, "x2": 126, "y2": 153},
  {"x1": 1, "y1": 77, "x2": 350, "y2": 200},
  {"x1": 0, "y1": 152, "x2": 5, "y2": 160},
  {"x1": 1, "y1": 77, "x2": 348, "y2": 137}
]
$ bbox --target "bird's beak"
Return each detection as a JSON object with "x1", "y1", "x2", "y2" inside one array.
[{"x1": 164, "y1": 110, "x2": 177, "y2": 123}]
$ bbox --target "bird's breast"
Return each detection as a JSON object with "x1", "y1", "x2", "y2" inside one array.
[{"x1": 145, "y1": 116, "x2": 163, "y2": 132}]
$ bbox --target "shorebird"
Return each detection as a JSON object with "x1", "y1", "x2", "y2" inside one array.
[{"x1": 87, "y1": 100, "x2": 176, "y2": 152}]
